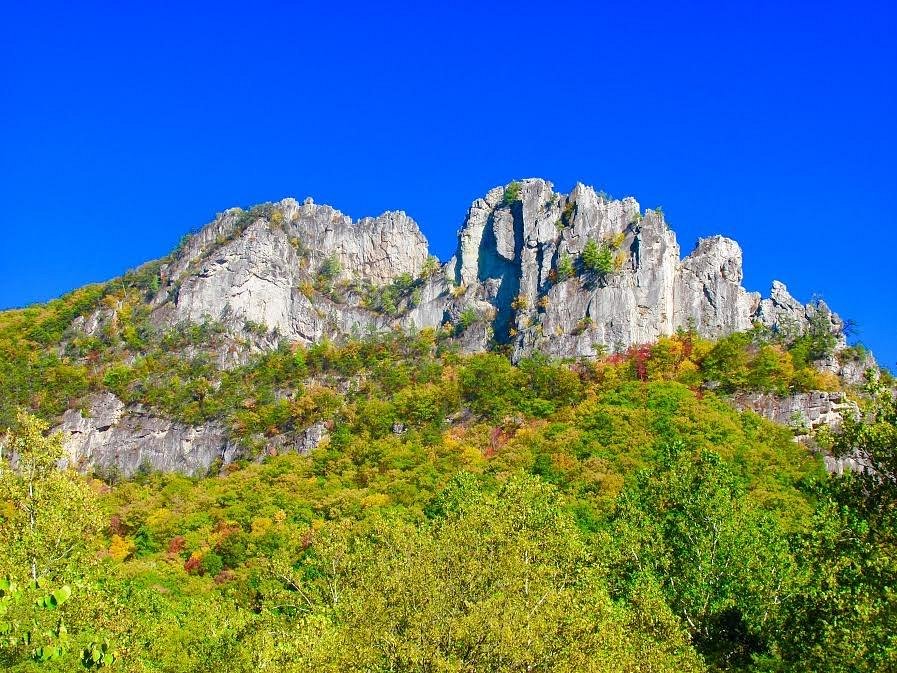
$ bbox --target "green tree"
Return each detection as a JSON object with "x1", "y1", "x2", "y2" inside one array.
[
  {"x1": 746, "y1": 344, "x2": 795, "y2": 394},
  {"x1": 557, "y1": 253, "x2": 575, "y2": 281},
  {"x1": 0, "y1": 412, "x2": 109, "y2": 669},
  {"x1": 503, "y1": 181, "x2": 521, "y2": 205},
  {"x1": 0, "y1": 411, "x2": 102, "y2": 581},
  {"x1": 581, "y1": 240, "x2": 614, "y2": 275},
  {"x1": 458, "y1": 353, "x2": 522, "y2": 420},
  {"x1": 603, "y1": 446, "x2": 794, "y2": 668},
  {"x1": 700, "y1": 332, "x2": 752, "y2": 391},
  {"x1": 273, "y1": 475, "x2": 704, "y2": 672},
  {"x1": 518, "y1": 352, "x2": 584, "y2": 416},
  {"x1": 775, "y1": 477, "x2": 897, "y2": 672},
  {"x1": 789, "y1": 304, "x2": 838, "y2": 367},
  {"x1": 773, "y1": 372, "x2": 897, "y2": 671},
  {"x1": 833, "y1": 372, "x2": 897, "y2": 500}
]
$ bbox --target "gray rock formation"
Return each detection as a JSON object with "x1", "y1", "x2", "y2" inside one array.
[
  {"x1": 755, "y1": 280, "x2": 846, "y2": 346},
  {"x1": 73, "y1": 178, "x2": 839, "y2": 362},
  {"x1": 823, "y1": 453, "x2": 871, "y2": 476},
  {"x1": 732, "y1": 390, "x2": 866, "y2": 474},
  {"x1": 450, "y1": 179, "x2": 825, "y2": 360},
  {"x1": 59, "y1": 392, "x2": 330, "y2": 477},
  {"x1": 733, "y1": 390, "x2": 858, "y2": 435},
  {"x1": 60, "y1": 393, "x2": 239, "y2": 477},
  {"x1": 150, "y1": 198, "x2": 434, "y2": 345},
  {"x1": 267, "y1": 420, "x2": 329, "y2": 457}
]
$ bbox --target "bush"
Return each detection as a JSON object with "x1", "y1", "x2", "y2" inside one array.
[
  {"x1": 557, "y1": 253, "x2": 575, "y2": 281},
  {"x1": 503, "y1": 181, "x2": 521, "y2": 205},
  {"x1": 559, "y1": 200, "x2": 576, "y2": 228},
  {"x1": 457, "y1": 307, "x2": 478, "y2": 332},
  {"x1": 318, "y1": 255, "x2": 341, "y2": 282},
  {"x1": 789, "y1": 305, "x2": 838, "y2": 367},
  {"x1": 200, "y1": 551, "x2": 224, "y2": 577},
  {"x1": 459, "y1": 353, "x2": 522, "y2": 420},
  {"x1": 511, "y1": 294, "x2": 529, "y2": 311},
  {"x1": 421, "y1": 256, "x2": 441, "y2": 277}
]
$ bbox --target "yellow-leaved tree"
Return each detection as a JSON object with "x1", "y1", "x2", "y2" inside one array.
[{"x1": 0, "y1": 411, "x2": 110, "y2": 668}]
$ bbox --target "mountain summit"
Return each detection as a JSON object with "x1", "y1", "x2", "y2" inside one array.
[{"x1": 138, "y1": 178, "x2": 842, "y2": 363}]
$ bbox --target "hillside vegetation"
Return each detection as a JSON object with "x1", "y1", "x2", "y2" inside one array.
[{"x1": 0, "y1": 268, "x2": 894, "y2": 672}]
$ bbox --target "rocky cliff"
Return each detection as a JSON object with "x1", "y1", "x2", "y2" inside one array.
[
  {"x1": 115, "y1": 178, "x2": 841, "y2": 361},
  {"x1": 56, "y1": 177, "x2": 861, "y2": 475}
]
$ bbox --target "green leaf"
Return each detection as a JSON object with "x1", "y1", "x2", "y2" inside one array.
[{"x1": 52, "y1": 585, "x2": 72, "y2": 606}]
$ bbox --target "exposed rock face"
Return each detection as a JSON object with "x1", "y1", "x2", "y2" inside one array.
[
  {"x1": 451, "y1": 179, "x2": 817, "y2": 360},
  {"x1": 732, "y1": 390, "x2": 865, "y2": 474},
  {"x1": 823, "y1": 453, "x2": 871, "y2": 476},
  {"x1": 60, "y1": 393, "x2": 239, "y2": 477},
  {"x1": 733, "y1": 390, "x2": 858, "y2": 434},
  {"x1": 105, "y1": 178, "x2": 840, "y2": 360},
  {"x1": 152, "y1": 198, "x2": 434, "y2": 344},
  {"x1": 755, "y1": 280, "x2": 846, "y2": 346},
  {"x1": 267, "y1": 420, "x2": 329, "y2": 457},
  {"x1": 59, "y1": 392, "x2": 330, "y2": 477}
]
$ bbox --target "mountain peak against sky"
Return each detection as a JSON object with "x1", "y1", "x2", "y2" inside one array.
[
  {"x1": 85, "y1": 177, "x2": 845, "y2": 369},
  {"x1": 2, "y1": 3, "x2": 895, "y2": 366},
  {"x1": 0, "y1": 175, "x2": 866, "y2": 478},
  {"x1": 2, "y1": 6, "x2": 896, "y2": 671}
]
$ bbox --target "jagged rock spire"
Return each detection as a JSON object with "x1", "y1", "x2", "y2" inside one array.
[{"x1": 144, "y1": 179, "x2": 839, "y2": 359}]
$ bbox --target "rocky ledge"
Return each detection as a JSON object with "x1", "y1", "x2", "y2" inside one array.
[{"x1": 60, "y1": 392, "x2": 329, "y2": 477}]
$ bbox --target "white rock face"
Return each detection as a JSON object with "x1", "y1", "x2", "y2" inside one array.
[
  {"x1": 675, "y1": 235, "x2": 759, "y2": 338},
  {"x1": 451, "y1": 179, "x2": 825, "y2": 359},
  {"x1": 140, "y1": 179, "x2": 842, "y2": 359},
  {"x1": 155, "y1": 198, "x2": 435, "y2": 343},
  {"x1": 60, "y1": 393, "x2": 239, "y2": 476}
]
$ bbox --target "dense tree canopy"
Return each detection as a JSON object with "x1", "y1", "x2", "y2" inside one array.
[{"x1": 0, "y1": 277, "x2": 893, "y2": 671}]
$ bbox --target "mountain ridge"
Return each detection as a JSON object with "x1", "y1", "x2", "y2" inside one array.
[
  {"x1": 104, "y1": 177, "x2": 846, "y2": 365},
  {"x1": 1, "y1": 177, "x2": 878, "y2": 477}
]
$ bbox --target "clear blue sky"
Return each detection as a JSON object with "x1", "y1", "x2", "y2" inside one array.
[{"x1": 2, "y1": 1, "x2": 895, "y2": 367}]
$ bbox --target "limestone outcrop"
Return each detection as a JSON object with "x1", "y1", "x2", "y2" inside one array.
[
  {"x1": 136, "y1": 179, "x2": 838, "y2": 360},
  {"x1": 60, "y1": 393, "x2": 238, "y2": 476}
]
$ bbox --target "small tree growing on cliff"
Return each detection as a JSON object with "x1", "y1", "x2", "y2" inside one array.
[
  {"x1": 557, "y1": 253, "x2": 575, "y2": 281},
  {"x1": 318, "y1": 255, "x2": 341, "y2": 282},
  {"x1": 581, "y1": 240, "x2": 614, "y2": 275},
  {"x1": 503, "y1": 181, "x2": 521, "y2": 206}
]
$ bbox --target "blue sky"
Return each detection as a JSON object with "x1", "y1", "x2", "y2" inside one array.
[{"x1": 2, "y1": 1, "x2": 895, "y2": 367}]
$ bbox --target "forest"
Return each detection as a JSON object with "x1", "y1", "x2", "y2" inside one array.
[{"x1": 0, "y1": 279, "x2": 894, "y2": 672}]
